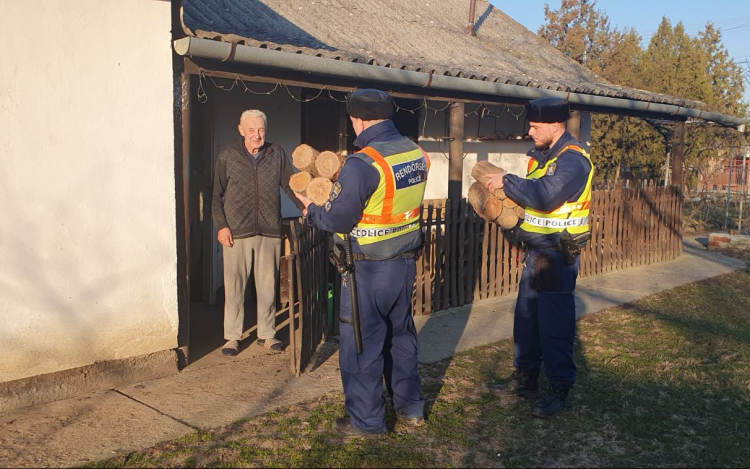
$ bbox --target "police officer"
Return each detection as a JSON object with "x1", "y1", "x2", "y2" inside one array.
[
  {"x1": 295, "y1": 89, "x2": 430, "y2": 437},
  {"x1": 485, "y1": 97, "x2": 594, "y2": 418}
]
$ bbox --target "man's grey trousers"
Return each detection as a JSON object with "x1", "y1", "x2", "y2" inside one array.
[{"x1": 222, "y1": 236, "x2": 280, "y2": 341}]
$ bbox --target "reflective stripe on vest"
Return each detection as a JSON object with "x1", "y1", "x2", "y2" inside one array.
[
  {"x1": 336, "y1": 141, "x2": 429, "y2": 259},
  {"x1": 521, "y1": 144, "x2": 594, "y2": 235},
  {"x1": 524, "y1": 214, "x2": 589, "y2": 228},
  {"x1": 349, "y1": 221, "x2": 421, "y2": 239},
  {"x1": 357, "y1": 146, "x2": 431, "y2": 224}
]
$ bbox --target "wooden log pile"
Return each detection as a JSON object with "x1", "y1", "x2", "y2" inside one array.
[
  {"x1": 289, "y1": 144, "x2": 345, "y2": 206},
  {"x1": 468, "y1": 161, "x2": 525, "y2": 229}
]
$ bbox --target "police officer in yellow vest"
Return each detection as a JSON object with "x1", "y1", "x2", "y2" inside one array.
[
  {"x1": 295, "y1": 89, "x2": 430, "y2": 437},
  {"x1": 485, "y1": 97, "x2": 594, "y2": 418}
]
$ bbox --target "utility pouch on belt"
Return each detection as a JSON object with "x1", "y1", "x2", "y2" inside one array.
[{"x1": 559, "y1": 231, "x2": 591, "y2": 265}]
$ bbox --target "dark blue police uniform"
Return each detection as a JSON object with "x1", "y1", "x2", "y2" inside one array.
[
  {"x1": 502, "y1": 130, "x2": 592, "y2": 391},
  {"x1": 306, "y1": 119, "x2": 426, "y2": 434}
]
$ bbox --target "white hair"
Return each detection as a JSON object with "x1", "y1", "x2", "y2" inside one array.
[{"x1": 239, "y1": 110, "x2": 267, "y2": 128}]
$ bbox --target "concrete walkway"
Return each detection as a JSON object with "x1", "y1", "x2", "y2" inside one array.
[{"x1": 0, "y1": 238, "x2": 745, "y2": 468}]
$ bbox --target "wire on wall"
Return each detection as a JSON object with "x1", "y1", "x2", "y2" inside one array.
[{"x1": 195, "y1": 68, "x2": 528, "y2": 162}]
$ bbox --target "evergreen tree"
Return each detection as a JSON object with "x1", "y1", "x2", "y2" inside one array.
[
  {"x1": 537, "y1": 0, "x2": 611, "y2": 71},
  {"x1": 697, "y1": 23, "x2": 746, "y2": 115},
  {"x1": 539, "y1": 2, "x2": 747, "y2": 186}
]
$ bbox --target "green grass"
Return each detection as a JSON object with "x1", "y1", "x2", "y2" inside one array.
[{"x1": 85, "y1": 269, "x2": 750, "y2": 468}]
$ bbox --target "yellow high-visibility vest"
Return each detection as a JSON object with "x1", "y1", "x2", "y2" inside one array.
[
  {"x1": 336, "y1": 139, "x2": 430, "y2": 260},
  {"x1": 520, "y1": 145, "x2": 594, "y2": 235}
]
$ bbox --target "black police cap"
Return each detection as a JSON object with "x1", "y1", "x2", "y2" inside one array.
[
  {"x1": 346, "y1": 89, "x2": 395, "y2": 120},
  {"x1": 525, "y1": 97, "x2": 570, "y2": 123}
]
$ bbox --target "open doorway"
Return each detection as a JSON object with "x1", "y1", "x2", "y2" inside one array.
[
  {"x1": 183, "y1": 78, "x2": 422, "y2": 367},
  {"x1": 185, "y1": 78, "x2": 304, "y2": 366}
]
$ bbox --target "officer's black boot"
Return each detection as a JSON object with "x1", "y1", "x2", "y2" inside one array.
[
  {"x1": 532, "y1": 386, "x2": 570, "y2": 418},
  {"x1": 490, "y1": 370, "x2": 541, "y2": 398}
]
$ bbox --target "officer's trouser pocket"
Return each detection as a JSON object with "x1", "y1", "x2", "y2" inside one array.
[{"x1": 531, "y1": 253, "x2": 561, "y2": 292}]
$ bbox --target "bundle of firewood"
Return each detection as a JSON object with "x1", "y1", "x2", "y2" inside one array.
[
  {"x1": 288, "y1": 144, "x2": 346, "y2": 206},
  {"x1": 468, "y1": 161, "x2": 525, "y2": 229}
]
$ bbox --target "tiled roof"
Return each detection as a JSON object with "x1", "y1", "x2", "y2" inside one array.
[{"x1": 182, "y1": 0, "x2": 706, "y2": 109}]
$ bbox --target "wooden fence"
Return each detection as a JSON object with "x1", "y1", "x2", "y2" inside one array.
[
  {"x1": 413, "y1": 181, "x2": 682, "y2": 315},
  {"x1": 277, "y1": 220, "x2": 331, "y2": 375},
  {"x1": 277, "y1": 181, "x2": 682, "y2": 374}
]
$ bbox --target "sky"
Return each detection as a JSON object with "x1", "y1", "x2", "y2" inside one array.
[{"x1": 489, "y1": 0, "x2": 750, "y2": 105}]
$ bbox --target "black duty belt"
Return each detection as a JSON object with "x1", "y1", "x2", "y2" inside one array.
[{"x1": 351, "y1": 251, "x2": 420, "y2": 261}]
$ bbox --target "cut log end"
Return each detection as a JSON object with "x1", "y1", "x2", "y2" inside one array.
[
  {"x1": 291, "y1": 144, "x2": 320, "y2": 175},
  {"x1": 468, "y1": 181, "x2": 503, "y2": 221},
  {"x1": 315, "y1": 151, "x2": 345, "y2": 180},
  {"x1": 485, "y1": 197, "x2": 504, "y2": 221},
  {"x1": 289, "y1": 171, "x2": 312, "y2": 195},
  {"x1": 307, "y1": 177, "x2": 333, "y2": 206},
  {"x1": 498, "y1": 210, "x2": 520, "y2": 229}
]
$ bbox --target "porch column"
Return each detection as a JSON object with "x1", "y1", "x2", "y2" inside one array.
[
  {"x1": 567, "y1": 110, "x2": 581, "y2": 141},
  {"x1": 449, "y1": 103, "x2": 464, "y2": 200},
  {"x1": 671, "y1": 121, "x2": 685, "y2": 189}
]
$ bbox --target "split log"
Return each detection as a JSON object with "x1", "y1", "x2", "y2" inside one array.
[
  {"x1": 471, "y1": 161, "x2": 509, "y2": 199},
  {"x1": 471, "y1": 161, "x2": 505, "y2": 184},
  {"x1": 306, "y1": 177, "x2": 333, "y2": 206},
  {"x1": 291, "y1": 144, "x2": 320, "y2": 176},
  {"x1": 502, "y1": 197, "x2": 519, "y2": 209},
  {"x1": 498, "y1": 210, "x2": 520, "y2": 229},
  {"x1": 468, "y1": 182, "x2": 503, "y2": 221},
  {"x1": 289, "y1": 171, "x2": 312, "y2": 195},
  {"x1": 315, "y1": 151, "x2": 346, "y2": 180},
  {"x1": 514, "y1": 205, "x2": 526, "y2": 219}
]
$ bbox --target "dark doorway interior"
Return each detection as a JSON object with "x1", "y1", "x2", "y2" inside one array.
[{"x1": 184, "y1": 83, "x2": 421, "y2": 366}]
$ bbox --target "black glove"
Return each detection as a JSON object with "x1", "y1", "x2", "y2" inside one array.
[{"x1": 501, "y1": 219, "x2": 524, "y2": 248}]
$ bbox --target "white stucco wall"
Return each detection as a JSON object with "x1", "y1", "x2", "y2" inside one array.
[{"x1": 0, "y1": 1, "x2": 177, "y2": 382}]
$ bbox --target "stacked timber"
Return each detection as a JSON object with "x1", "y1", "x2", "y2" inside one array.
[
  {"x1": 468, "y1": 161, "x2": 525, "y2": 229},
  {"x1": 289, "y1": 144, "x2": 346, "y2": 206}
]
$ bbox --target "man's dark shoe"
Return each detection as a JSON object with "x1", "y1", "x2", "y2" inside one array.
[
  {"x1": 532, "y1": 386, "x2": 570, "y2": 418},
  {"x1": 221, "y1": 340, "x2": 240, "y2": 357},
  {"x1": 490, "y1": 370, "x2": 540, "y2": 398},
  {"x1": 334, "y1": 417, "x2": 386, "y2": 439}
]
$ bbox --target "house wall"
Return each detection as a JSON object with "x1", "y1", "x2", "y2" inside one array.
[
  {"x1": 0, "y1": 1, "x2": 177, "y2": 382},
  {"x1": 420, "y1": 101, "x2": 532, "y2": 200}
]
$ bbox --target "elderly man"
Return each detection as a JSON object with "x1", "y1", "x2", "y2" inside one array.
[
  {"x1": 212, "y1": 109, "x2": 304, "y2": 356},
  {"x1": 485, "y1": 97, "x2": 594, "y2": 418}
]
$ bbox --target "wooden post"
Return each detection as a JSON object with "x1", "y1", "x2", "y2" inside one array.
[
  {"x1": 567, "y1": 110, "x2": 581, "y2": 140},
  {"x1": 449, "y1": 103, "x2": 465, "y2": 200},
  {"x1": 174, "y1": 71, "x2": 191, "y2": 368},
  {"x1": 671, "y1": 121, "x2": 685, "y2": 189},
  {"x1": 672, "y1": 121, "x2": 685, "y2": 252}
]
